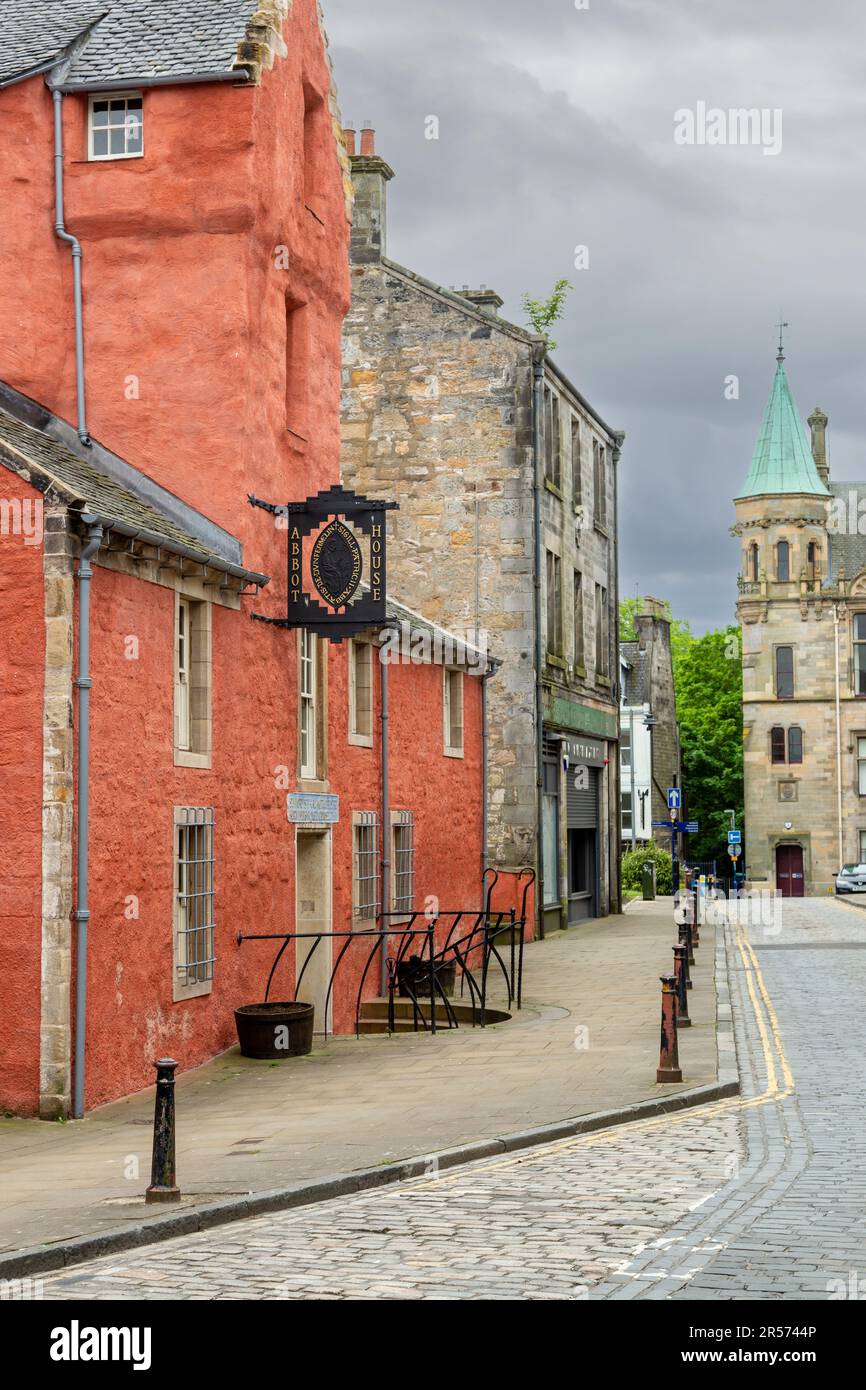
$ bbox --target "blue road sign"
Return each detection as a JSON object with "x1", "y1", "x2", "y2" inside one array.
[
  {"x1": 682, "y1": 821, "x2": 699, "y2": 834},
  {"x1": 667, "y1": 788, "x2": 681, "y2": 810},
  {"x1": 728, "y1": 830, "x2": 741, "y2": 844}
]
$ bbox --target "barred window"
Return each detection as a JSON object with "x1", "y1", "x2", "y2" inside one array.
[
  {"x1": 392, "y1": 811, "x2": 415, "y2": 916},
  {"x1": 174, "y1": 807, "x2": 215, "y2": 998},
  {"x1": 353, "y1": 812, "x2": 380, "y2": 920}
]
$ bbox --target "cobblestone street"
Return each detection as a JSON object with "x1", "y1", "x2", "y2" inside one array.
[{"x1": 41, "y1": 898, "x2": 866, "y2": 1301}]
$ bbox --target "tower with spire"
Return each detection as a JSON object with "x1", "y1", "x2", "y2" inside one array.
[{"x1": 735, "y1": 335, "x2": 866, "y2": 894}]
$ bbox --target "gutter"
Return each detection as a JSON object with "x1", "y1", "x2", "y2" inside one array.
[
  {"x1": 532, "y1": 347, "x2": 546, "y2": 938},
  {"x1": 72, "y1": 516, "x2": 104, "y2": 1119},
  {"x1": 75, "y1": 513, "x2": 269, "y2": 588}
]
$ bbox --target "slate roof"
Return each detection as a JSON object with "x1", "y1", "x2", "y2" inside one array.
[
  {"x1": 0, "y1": 400, "x2": 268, "y2": 584},
  {"x1": 619, "y1": 640, "x2": 648, "y2": 706},
  {"x1": 828, "y1": 482, "x2": 866, "y2": 584},
  {"x1": 0, "y1": 1, "x2": 257, "y2": 90},
  {"x1": 737, "y1": 355, "x2": 829, "y2": 500}
]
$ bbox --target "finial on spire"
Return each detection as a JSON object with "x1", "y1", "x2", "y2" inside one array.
[{"x1": 776, "y1": 317, "x2": 789, "y2": 363}]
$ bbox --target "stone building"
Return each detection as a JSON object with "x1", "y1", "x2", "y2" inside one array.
[
  {"x1": 735, "y1": 341, "x2": 866, "y2": 894},
  {"x1": 341, "y1": 128, "x2": 624, "y2": 933},
  {"x1": 619, "y1": 598, "x2": 682, "y2": 850}
]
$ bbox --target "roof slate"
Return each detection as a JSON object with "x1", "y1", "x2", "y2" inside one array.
[{"x1": 0, "y1": 1, "x2": 257, "y2": 89}]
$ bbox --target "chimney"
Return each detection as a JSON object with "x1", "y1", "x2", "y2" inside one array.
[
  {"x1": 343, "y1": 123, "x2": 356, "y2": 156},
  {"x1": 349, "y1": 121, "x2": 394, "y2": 264},
  {"x1": 808, "y1": 406, "x2": 830, "y2": 485},
  {"x1": 638, "y1": 596, "x2": 668, "y2": 623},
  {"x1": 458, "y1": 286, "x2": 504, "y2": 316}
]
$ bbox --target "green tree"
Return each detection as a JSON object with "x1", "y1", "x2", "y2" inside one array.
[
  {"x1": 675, "y1": 627, "x2": 743, "y2": 863},
  {"x1": 521, "y1": 278, "x2": 572, "y2": 351},
  {"x1": 619, "y1": 600, "x2": 743, "y2": 866}
]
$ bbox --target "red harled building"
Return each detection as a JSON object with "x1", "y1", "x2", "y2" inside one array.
[{"x1": 0, "y1": 1, "x2": 494, "y2": 1118}]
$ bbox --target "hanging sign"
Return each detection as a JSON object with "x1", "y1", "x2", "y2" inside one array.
[{"x1": 249, "y1": 485, "x2": 398, "y2": 642}]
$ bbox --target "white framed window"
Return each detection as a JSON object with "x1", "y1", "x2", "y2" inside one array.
[
  {"x1": 174, "y1": 594, "x2": 211, "y2": 767},
  {"x1": 353, "y1": 812, "x2": 380, "y2": 921},
  {"x1": 299, "y1": 629, "x2": 318, "y2": 778},
  {"x1": 88, "y1": 93, "x2": 144, "y2": 161},
  {"x1": 391, "y1": 810, "x2": 415, "y2": 917},
  {"x1": 174, "y1": 807, "x2": 215, "y2": 1001},
  {"x1": 349, "y1": 638, "x2": 373, "y2": 746},
  {"x1": 443, "y1": 668, "x2": 464, "y2": 757}
]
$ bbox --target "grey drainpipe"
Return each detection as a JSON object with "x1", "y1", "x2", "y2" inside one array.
[
  {"x1": 73, "y1": 516, "x2": 103, "y2": 1118},
  {"x1": 481, "y1": 669, "x2": 489, "y2": 897},
  {"x1": 532, "y1": 348, "x2": 546, "y2": 938},
  {"x1": 379, "y1": 643, "x2": 390, "y2": 996},
  {"x1": 51, "y1": 87, "x2": 90, "y2": 446}
]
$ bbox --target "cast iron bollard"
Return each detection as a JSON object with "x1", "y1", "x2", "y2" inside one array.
[
  {"x1": 656, "y1": 975, "x2": 682, "y2": 1083},
  {"x1": 673, "y1": 944, "x2": 691, "y2": 1027},
  {"x1": 146, "y1": 1058, "x2": 181, "y2": 1204}
]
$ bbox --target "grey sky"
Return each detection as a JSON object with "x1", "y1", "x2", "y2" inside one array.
[{"x1": 324, "y1": 0, "x2": 866, "y2": 632}]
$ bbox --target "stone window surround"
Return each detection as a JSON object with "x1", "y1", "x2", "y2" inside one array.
[
  {"x1": 173, "y1": 590, "x2": 212, "y2": 770},
  {"x1": 348, "y1": 637, "x2": 374, "y2": 748}
]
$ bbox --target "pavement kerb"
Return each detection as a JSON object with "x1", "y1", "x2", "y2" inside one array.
[{"x1": 0, "y1": 912, "x2": 742, "y2": 1282}]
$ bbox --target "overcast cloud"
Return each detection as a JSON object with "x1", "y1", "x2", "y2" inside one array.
[{"x1": 324, "y1": 0, "x2": 866, "y2": 631}]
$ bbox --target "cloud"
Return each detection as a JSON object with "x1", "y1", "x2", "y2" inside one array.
[{"x1": 325, "y1": 0, "x2": 866, "y2": 630}]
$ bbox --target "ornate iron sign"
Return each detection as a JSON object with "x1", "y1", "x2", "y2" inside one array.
[{"x1": 248, "y1": 485, "x2": 398, "y2": 642}]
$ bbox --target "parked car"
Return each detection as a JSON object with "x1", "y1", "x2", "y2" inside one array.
[{"x1": 835, "y1": 864, "x2": 866, "y2": 893}]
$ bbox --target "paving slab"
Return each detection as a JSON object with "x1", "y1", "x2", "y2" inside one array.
[{"x1": 0, "y1": 897, "x2": 720, "y2": 1260}]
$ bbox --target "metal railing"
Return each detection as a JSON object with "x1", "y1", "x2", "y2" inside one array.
[{"x1": 237, "y1": 868, "x2": 535, "y2": 1038}]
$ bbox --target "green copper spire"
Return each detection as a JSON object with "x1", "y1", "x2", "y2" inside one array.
[{"x1": 736, "y1": 339, "x2": 829, "y2": 499}]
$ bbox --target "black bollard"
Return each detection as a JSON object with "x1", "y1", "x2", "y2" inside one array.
[
  {"x1": 145, "y1": 1058, "x2": 181, "y2": 1204},
  {"x1": 673, "y1": 944, "x2": 691, "y2": 1026}
]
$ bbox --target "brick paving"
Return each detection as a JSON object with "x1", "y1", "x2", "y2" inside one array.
[
  {"x1": 38, "y1": 896, "x2": 866, "y2": 1300},
  {"x1": 0, "y1": 898, "x2": 717, "y2": 1256}
]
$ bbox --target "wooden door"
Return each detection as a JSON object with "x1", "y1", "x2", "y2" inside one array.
[{"x1": 776, "y1": 844, "x2": 805, "y2": 897}]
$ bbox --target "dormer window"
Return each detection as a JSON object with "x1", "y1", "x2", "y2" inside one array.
[{"x1": 88, "y1": 94, "x2": 144, "y2": 161}]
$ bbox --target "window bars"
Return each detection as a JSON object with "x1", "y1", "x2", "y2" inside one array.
[
  {"x1": 354, "y1": 812, "x2": 381, "y2": 919},
  {"x1": 392, "y1": 810, "x2": 415, "y2": 914},
  {"x1": 176, "y1": 807, "x2": 216, "y2": 986}
]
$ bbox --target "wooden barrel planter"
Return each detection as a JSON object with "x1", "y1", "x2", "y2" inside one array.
[{"x1": 234, "y1": 1002, "x2": 315, "y2": 1059}]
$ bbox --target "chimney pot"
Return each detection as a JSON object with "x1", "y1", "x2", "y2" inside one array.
[
  {"x1": 343, "y1": 126, "x2": 356, "y2": 156},
  {"x1": 360, "y1": 122, "x2": 375, "y2": 156}
]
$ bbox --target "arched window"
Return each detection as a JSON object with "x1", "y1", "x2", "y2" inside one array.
[
  {"x1": 749, "y1": 543, "x2": 759, "y2": 582},
  {"x1": 770, "y1": 727, "x2": 786, "y2": 764},
  {"x1": 788, "y1": 727, "x2": 803, "y2": 764},
  {"x1": 776, "y1": 646, "x2": 794, "y2": 699},
  {"x1": 776, "y1": 540, "x2": 790, "y2": 581}
]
